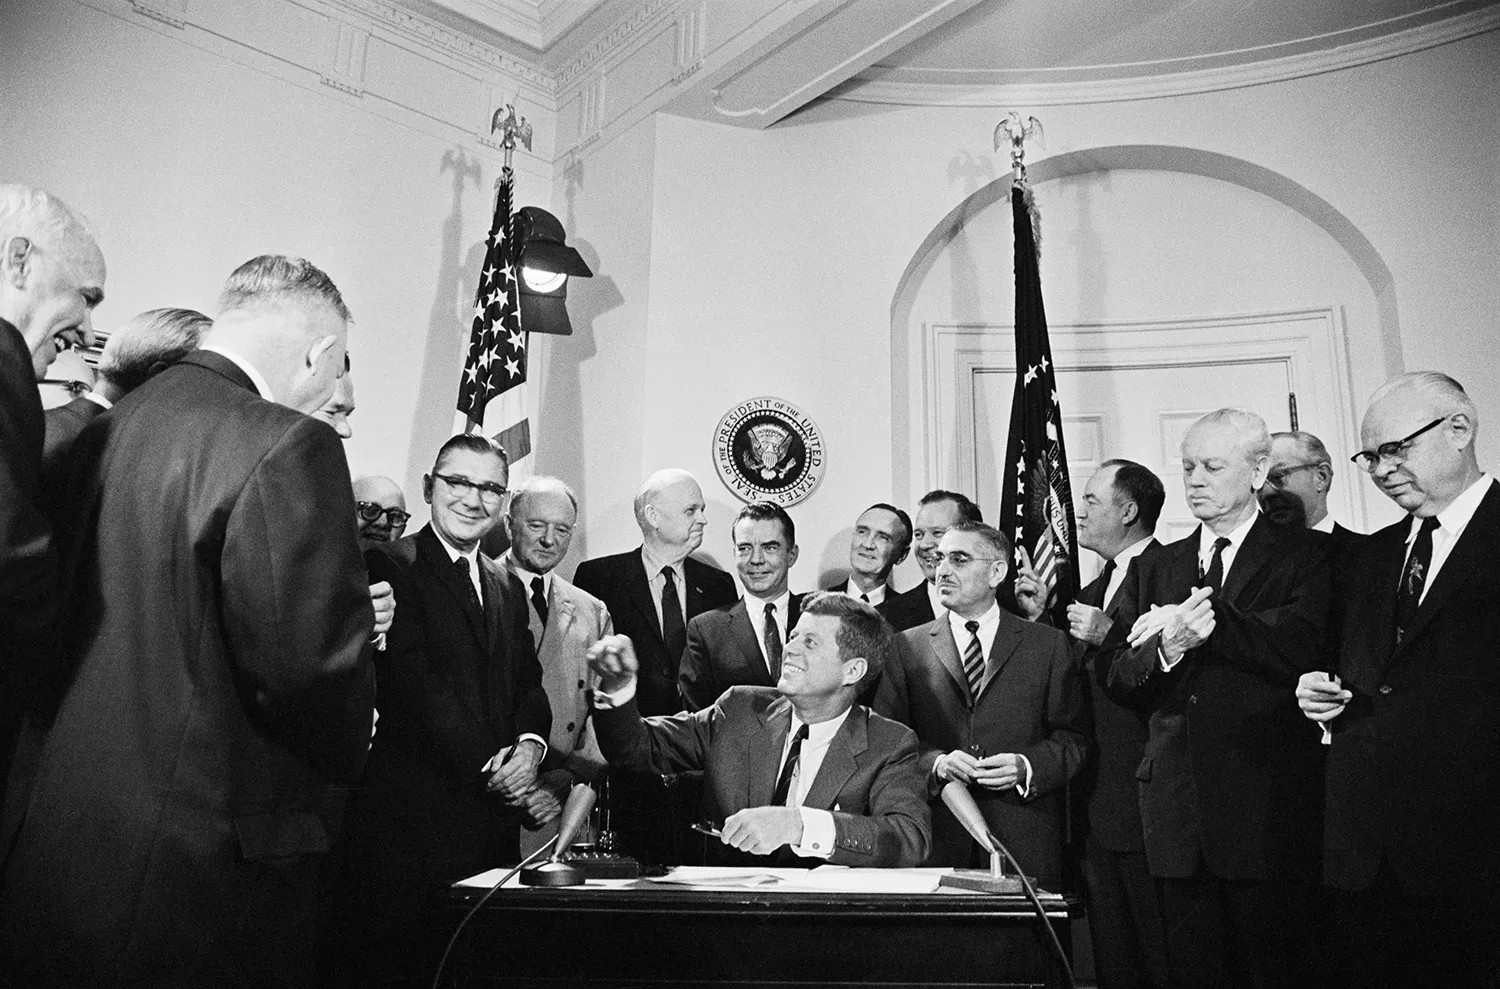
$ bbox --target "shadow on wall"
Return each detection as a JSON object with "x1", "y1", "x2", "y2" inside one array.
[
  {"x1": 404, "y1": 148, "x2": 485, "y2": 512},
  {"x1": 815, "y1": 525, "x2": 853, "y2": 591}
]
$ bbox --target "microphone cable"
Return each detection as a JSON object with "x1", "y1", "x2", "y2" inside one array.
[{"x1": 428, "y1": 835, "x2": 559, "y2": 989}]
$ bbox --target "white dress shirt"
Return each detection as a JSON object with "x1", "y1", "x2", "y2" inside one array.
[
  {"x1": 83, "y1": 391, "x2": 112, "y2": 411},
  {"x1": 946, "y1": 603, "x2": 1033, "y2": 797},
  {"x1": 842, "y1": 577, "x2": 887, "y2": 607},
  {"x1": 200, "y1": 344, "x2": 275, "y2": 401},
  {"x1": 503, "y1": 552, "x2": 552, "y2": 619},
  {"x1": 1103, "y1": 535, "x2": 1155, "y2": 610},
  {"x1": 641, "y1": 545, "x2": 687, "y2": 632},
  {"x1": 745, "y1": 590, "x2": 792, "y2": 672},
  {"x1": 1405, "y1": 473, "x2": 1494, "y2": 604},
  {"x1": 1311, "y1": 514, "x2": 1336, "y2": 534},
  {"x1": 1161, "y1": 511, "x2": 1261, "y2": 673}
]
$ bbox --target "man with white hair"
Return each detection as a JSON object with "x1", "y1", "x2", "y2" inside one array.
[
  {"x1": 0, "y1": 184, "x2": 104, "y2": 793},
  {"x1": 0, "y1": 255, "x2": 376, "y2": 988},
  {"x1": 1298, "y1": 372, "x2": 1499, "y2": 988},
  {"x1": 1097, "y1": 408, "x2": 1331, "y2": 989}
]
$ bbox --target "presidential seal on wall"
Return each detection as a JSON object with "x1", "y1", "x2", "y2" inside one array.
[{"x1": 713, "y1": 397, "x2": 826, "y2": 507}]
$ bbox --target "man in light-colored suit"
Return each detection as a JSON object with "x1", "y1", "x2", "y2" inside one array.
[{"x1": 501, "y1": 474, "x2": 613, "y2": 854}]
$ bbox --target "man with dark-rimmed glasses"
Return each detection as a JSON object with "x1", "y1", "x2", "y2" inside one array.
[
  {"x1": 1297, "y1": 371, "x2": 1499, "y2": 989},
  {"x1": 351, "y1": 474, "x2": 410, "y2": 547}
]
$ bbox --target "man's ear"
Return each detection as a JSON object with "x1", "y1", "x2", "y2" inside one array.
[
  {"x1": 841, "y1": 656, "x2": 868, "y2": 687},
  {"x1": 987, "y1": 558, "x2": 1008, "y2": 590},
  {"x1": 3, "y1": 236, "x2": 32, "y2": 288},
  {"x1": 786, "y1": 543, "x2": 800, "y2": 569},
  {"x1": 422, "y1": 473, "x2": 435, "y2": 505},
  {"x1": 1448, "y1": 412, "x2": 1477, "y2": 452},
  {"x1": 1119, "y1": 500, "x2": 1139, "y2": 528},
  {"x1": 306, "y1": 334, "x2": 338, "y2": 371}
]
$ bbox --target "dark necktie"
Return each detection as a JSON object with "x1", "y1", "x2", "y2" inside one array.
[
  {"x1": 763, "y1": 601, "x2": 783, "y2": 679},
  {"x1": 454, "y1": 556, "x2": 482, "y2": 612},
  {"x1": 1394, "y1": 516, "x2": 1439, "y2": 646},
  {"x1": 962, "y1": 620, "x2": 984, "y2": 699},
  {"x1": 1200, "y1": 537, "x2": 1231, "y2": 593},
  {"x1": 530, "y1": 575, "x2": 549, "y2": 626},
  {"x1": 772, "y1": 723, "x2": 810, "y2": 807},
  {"x1": 660, "y1": 565, "x2": 686, "y2": 659},
  {"x1": 859, "y1": 592, "x2": 870, "y2": 604},
  {"x1": 1096, "y1": 558, "x2": 1117, "y2": 607}
]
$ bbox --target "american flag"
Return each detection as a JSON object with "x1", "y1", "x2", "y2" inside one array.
[
  {"x1": 454, "y1": 165, "x2": 531, "y2": 466},
  {"x1": 998, "y1": 183, "x2": 1078, "y2": 625}
]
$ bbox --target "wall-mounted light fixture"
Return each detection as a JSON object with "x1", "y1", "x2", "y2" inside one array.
[{"x1": 515, "y1": 206, "x2": 593, "y2": 336}]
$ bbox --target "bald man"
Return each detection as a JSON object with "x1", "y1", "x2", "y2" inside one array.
[
  {"x1": 351, "y1": 474, "x2": 409, "y2": 549},
  {"x1": 572, "y1": 468, "x2": 737, "y2": 865}
]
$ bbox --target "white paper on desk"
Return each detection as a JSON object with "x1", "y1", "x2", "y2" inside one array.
[
  {"x1": 779, "y1": 866, "x2": 946, "y2": 894},
  {"x1": 642, "y1": 867, "x2": 810, "y2": 888}
]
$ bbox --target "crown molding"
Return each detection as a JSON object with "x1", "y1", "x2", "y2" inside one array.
[
  {"x1": 325, "y1": 0, "x2": 554, "y2": 90},
  {"x1": 555, "y1": 0, "x2": 676, "y2": 90},
  {"x1": 832, "y1": 5, "x2": 1500, "y2": 108}
]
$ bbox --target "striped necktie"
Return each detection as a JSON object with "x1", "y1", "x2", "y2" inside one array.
[{"x1": 962, "y1": 620, "x2": 984, "y2": 698}]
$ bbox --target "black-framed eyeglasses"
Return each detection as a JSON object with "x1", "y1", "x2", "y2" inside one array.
[
  {"x1": 432, "y1": 472, "x2": 508, "y2": 504},
  {"x1": 356, "y1": 502, "x2": 410, "y2": 528},
  {"x1": 1350, "y1": 417, "x2": 1446, "y2": 473},
  {"x1": 933, "y1": 551, "x2": 1002, "y2": 568},
  {"x1": 1264, "y1": 463, "x2": 1322, "y2": 488}
]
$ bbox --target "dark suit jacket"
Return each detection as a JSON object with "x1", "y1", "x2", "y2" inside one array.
[
  {"x1": 884, "y1": 582, "x2": 938, "y2": 631},
  {"x1": 1097, "y1": 515, "x2": 1330, "y2": 881},
  {"x1": 679, "y1": 593, "x2": 805, "y2": 711},
  {"x1": 0, "y1": 319, "x2": 54, "y2": 807},
  {"x1": 875, "y1": 611, "x2": 1089, "y2": 887},
  {"x1": 1078, "y1": 540, "x2": 1161, "y2": 853},
  {"x1": 573, "y1": 548, "x2": 737, "y2": 716},
  {"x1": 594, "y1": 686, "x2": 930, "y2": 867},
  {"x1": 1324, "y1": 482, "x2": 1500, "y2": 900},
  {"x1": 0, "y1": 350, "x2": 376, "y2": 988},
  {"x1": 40, "y1": 395, "x2": 105, "y2": 484},
  {"x1": 347, "y1": 526, "x2": 551, "y2": 887}
]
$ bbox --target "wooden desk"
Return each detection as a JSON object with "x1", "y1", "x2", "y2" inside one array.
[{"x1": 442, "y1": 869, "x2": 1075, "y2": 988}]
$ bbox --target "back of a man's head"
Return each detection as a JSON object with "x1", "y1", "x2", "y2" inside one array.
[
  {"x1": 216, "y1": 255, "x2": 352, "y2": 323},
  {"x1": 97, "y1": 307, "x2": 210, "y2": 397}
]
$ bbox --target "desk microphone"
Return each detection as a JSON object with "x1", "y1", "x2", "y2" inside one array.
[
  {"x1": 937, "y1": 781, "x2": 1076, "y2": 989},
  {"x1": 521, "y1": 783, "x2": 597, "y2": 886},
  {"x1": 430, "y1": 783, "x2": 596, "y2": 989}
]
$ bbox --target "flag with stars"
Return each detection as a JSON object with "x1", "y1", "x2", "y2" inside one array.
[
  {"x1": 454, "y1": 165, "x2": 531, "y2": 473},
  {"x1": 998, "y1": 183, "x2": 1078, "y2": 626}
]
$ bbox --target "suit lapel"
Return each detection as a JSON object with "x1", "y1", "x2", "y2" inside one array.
[
  {"x1": 978, "y1": 613, "x2": 1024, "y2": 698},
  {"x1": 625, "y1": 547, "x2": 666, "y2": 645},
  {"x1": 788, "y1": 592, "x2": 804, "y2": 637},
  {"x1": 480, "y1": 555, "x2": 507, "y2": 647},
  {"x1": 1079, "y1": 570, "x2": 1108, "y2": 610},
  {"x1": 1219, "y1": 515, "x2": 1273, "y2": 603},
  {"x1": 418, "y1": 527, "x2": 487, "y2": 650},
  {"x1": 750, "y1": 695, "x2": 793, "y2": 809},
  {"x1": 929, "y1": 620, "x2": 971, "y2": 703},
  {"x1": 548, "y1": 591, "x2": 577, "y2": 653},
  {"x1": 1394, "y1": 483, "x2": 1500, "y2": 658},
  {"x1": 802, "y1": 707, "x2": 866, "y2": 810}
]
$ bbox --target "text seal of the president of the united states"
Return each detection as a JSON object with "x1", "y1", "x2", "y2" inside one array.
[{"x1": 713, "y1": 397, "x2": 826, "y2": 507}]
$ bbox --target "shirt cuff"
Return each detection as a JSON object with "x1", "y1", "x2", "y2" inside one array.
[
  {"x1": 793, "y1": 807, "x2": 836, "y2": 859},
  {"x1": 372, "y1": 631, "x2": 386, "y2": 651},
  {"x1": 592, "y1": 678, "x2": 636, "y2": 709},
  {"x1": 1014, "y1": 754, "x2": 1034, "y2": 799},
  {"x1": 480, "y1": 735, "x2": 549, "y2": 773},
  {"x1": 1158, "y1": 643, "x2": 1183, "y2": 672}
]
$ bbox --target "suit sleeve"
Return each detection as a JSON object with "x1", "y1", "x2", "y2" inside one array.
[
  {"x1": 1205, "y1": 535, "x2": 1332, "y2": 687},
  {"x1": 503, "y1": 573, "x2": 552, "y2": 742},
  {"x1": 1094, "y1": 560, "x2": 1182, "y2": 707},
  {"x1": 219, "y1": 416, "x2": 375, "y2": 784},
  {"x1": 593, "y1": 692, "x2": 715, "y2": 776},
  {"x1": 828, "y1": 721, "x2": 932, "y2": 868},
  {"x1": 1018, "y1": 631, "x2": 1091, "y2": 798},
  {"x1": 678, "y1": 614, "x2": 717, "y2": 712},
  {"x1": 872, "y1": 635, "x2": 944, "y2": 784},
  {"x1": 0, "y1": 341, "x2": 56, "y2": 643}
]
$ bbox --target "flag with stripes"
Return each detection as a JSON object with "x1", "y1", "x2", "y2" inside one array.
[
  {"x1": 454, "y1": 165, "x2": 531, "y2": 476},
  {"x1": 998, "y1": 183, "x2": 1078, "y2": 626}
]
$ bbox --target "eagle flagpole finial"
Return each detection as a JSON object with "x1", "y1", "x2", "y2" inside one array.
[
  {"x1": 994, "y1": 111, "x2": 1043, "y2": 186},
  {"x1": 491, "y1": 103, "x2": 533, "y2": 173}
]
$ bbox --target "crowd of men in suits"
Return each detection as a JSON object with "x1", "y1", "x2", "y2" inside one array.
[{"x1": 1, "y1": 181, "x2": 1496, "y2": 989}]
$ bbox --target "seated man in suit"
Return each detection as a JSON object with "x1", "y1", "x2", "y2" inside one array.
[
  {"x1": 825, "y1": 502, "x2": 912, "y2": 617},
  {"x1": 351, "y1": 473, "x2": 410, "y2": 547},
  {"x1": 876, "y1": 521, "x2": 1088, "y2": 890},
  {"x1": 590, "y1": 591, "x2": 930, "y2": 867},
  {"x1": 1069, "y1": 459, "x2": 1170, "y2": 989},
  {"x1": 337, "y1": 434, "x2": 550, "y2": 988},
  {"x1": 500, "y1": 474, "x2": 613, "y2": 855},
  {"x1": 885, "y1": 490, "x2": 984, "y2": 631},
  {"x1": 1298, "y1": 372, "x2": 1500, "y2": 989},
  {"x1": 679, "y1": 501, "x2": 805, "y2": 711},
  {"x1": 42, "y1": 306, "x2": 208, "y2": 486},
  {"x1": 1097, "y1": 408, "x2": 1330, "y2": 989}
]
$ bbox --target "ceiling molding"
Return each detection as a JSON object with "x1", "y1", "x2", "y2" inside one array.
[
  {"x1": 831, "y1": 4, "x2": 1500, "y2": 108},
  {"x1": 421, "y1": 0, "x2": 604, "y2": 50},
  {"x1": 326, "y1": 0, "x2": 554, "y2": 89},
  {"x1": 555, "y1": 0, "x2": 678, "y2": 90}
]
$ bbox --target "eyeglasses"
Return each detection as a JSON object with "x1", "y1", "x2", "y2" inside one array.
[
  {"x1": 1350, "y1": 417, "x2": 1446, "y2": 473},
  {"x1": 356, "y1": 502, "x2": 410, "y2": 528},
  {"x1": 933, "y1": 551, "x2": 1002, "y2": 568},
  {"x1": 433, "y1": 472, "x2": 508, "y2": 504},
  {"x1": 1264, "y1": 463, "x2": 1322, "y2": 488}
]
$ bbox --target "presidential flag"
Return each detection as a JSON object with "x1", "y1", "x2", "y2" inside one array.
[
  {"x1": 454, "y1": 165, "x2": 531, "y2": 475},
  {"x1": 998, "y1": 183, "x2": 1078, "y2": 625}
]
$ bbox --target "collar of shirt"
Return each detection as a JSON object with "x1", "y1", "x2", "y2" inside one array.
[
  {"x1": 1311, "y1": 514, "x2": 1336, "y2": 534},
  {"x1": 200, "y1": 344, "x2": 275, "y2": 402},
  {"x1": 83, "y1": 391, "x2": 112, "y2": 411},
  {"x1": 1105, "y1": 535, "x2": 1155, "y2": 606},
  {"x1": 1407, "y1": 472, "x2": 1493, "y2": 549},
  {"x1": 433, "y1": 529, "x2": 483, "y2": 598},
  {"x1": 845, "y1": 578, "x2": 886, "y2": 607},
  {"x1": 641, "y1": 544, "x2": 686, "y2": 587},
  {"x1": 746, "y1": 590, "x2": 792, "y2": 654},
  {"x1": 783, "y1": 706, "x2": 853, "y2": 806},
  {"x1": 925, "y1": 579, "x2": 945, "y2": 620},
  {"x1": 947, "y1": 601, "x2": 1002, "y2": 662},
  {"x1": 504, "y1": 552, "x2": 551, "y2": 600},
  {"x1": 1197, "y1": 510, "x2": 1258, "y2": 579}
]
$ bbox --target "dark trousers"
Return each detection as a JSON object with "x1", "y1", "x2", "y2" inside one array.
[
  {"x1": 606, "y1": 769, "x2": 709, "y2": 867},
  {"x1": 1330, "y1": 862, "x2": 1500, "y2": 989},
  {"x1": 1159, "y1": 869, "x2": 1287, "y2": 989},
  {"x1": 1083, "y1": 835, "x2": 1170, "y2": 989}
]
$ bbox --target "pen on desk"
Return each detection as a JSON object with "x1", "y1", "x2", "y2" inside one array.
[{"x1": 690, "y1": 822, "x2": 723, "y2": 839}]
